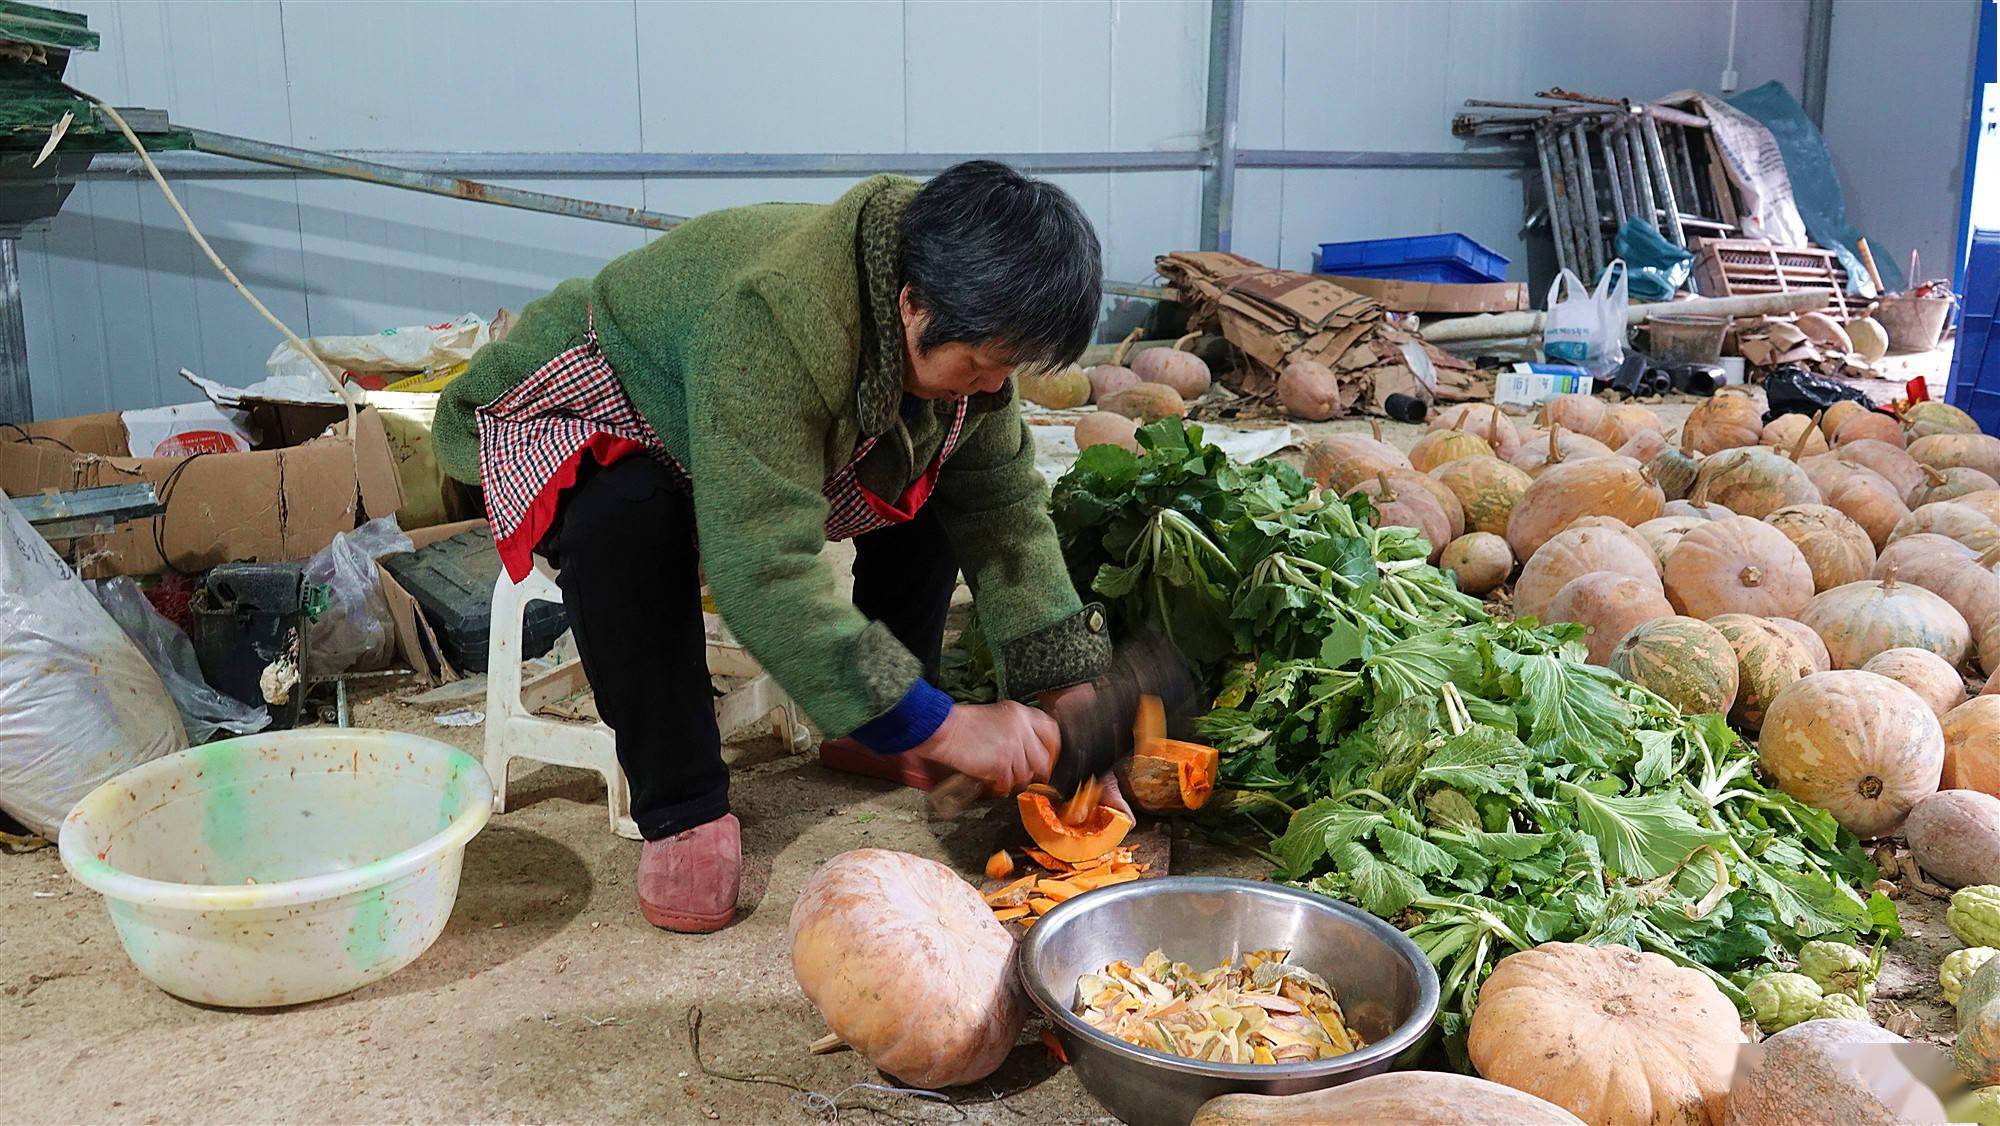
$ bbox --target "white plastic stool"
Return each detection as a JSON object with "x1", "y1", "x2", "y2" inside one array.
[
  {"x1": 483, "y1": 569, "x2": 810, "y2": 840},
  {"x1": 484, "y1": 568, "x2": 639, "y2": 839}
]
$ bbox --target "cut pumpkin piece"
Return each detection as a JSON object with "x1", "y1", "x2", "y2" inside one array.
[
  {"x1": 983, "y1": 874, "x2": 1037, "y2": 907},
  {"x1": 1068, "y1": 866, "x2": 1141, "y2": 890},
  {"x1": 990, "y1": 905, "x2": 1030, "y2": 922},
  {"x1": 1028, "y1": 896, "x2": 1060, "y2": 915},
  {"x1": 1118, "y1": 738, "x2": 1220, "y2": 815},
  {"x1": 984, "y1": 850, "x2": 1015, "y2": 880},
  {"x1": 1036, "y1": 878, "x2": 1086, "y2": 902},
  {"x1": 1023, "y1": 847, "x2": 1073, "y2": 873},
  {"x1": 1018, "y1": 789, "x2": 1135, "y2": 864}
]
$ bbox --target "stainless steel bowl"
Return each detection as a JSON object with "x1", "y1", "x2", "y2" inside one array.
[{"x1": 1016, "y1": 876, "x2": 1439, "y2": 1126}]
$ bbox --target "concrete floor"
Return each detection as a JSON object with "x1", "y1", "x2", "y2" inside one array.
[{"x1": 0, "y1": 365, "x2": 1958, "y2": 1124}]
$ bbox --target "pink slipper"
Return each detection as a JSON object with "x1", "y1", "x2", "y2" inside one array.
[{"x1": 636, "y1": 813, "x2": 740, "y2": 933}]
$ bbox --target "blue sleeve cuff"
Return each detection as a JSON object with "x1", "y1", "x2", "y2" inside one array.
[{"x1": 851, "y1": 680, "x2": 953, "y2": 755}]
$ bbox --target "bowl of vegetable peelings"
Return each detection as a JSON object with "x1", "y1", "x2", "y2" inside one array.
[{"x1": 1016, "y1": 876, "x2": 1438, "y2": 1126}]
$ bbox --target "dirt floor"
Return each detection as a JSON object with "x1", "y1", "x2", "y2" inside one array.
[{"x1": 0, "y1": 354, "x2": 1964, "y2": 1123}]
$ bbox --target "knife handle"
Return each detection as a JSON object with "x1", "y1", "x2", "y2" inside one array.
[{"x1": 925, "y1": 771, "x2": 988, "y2": 821}]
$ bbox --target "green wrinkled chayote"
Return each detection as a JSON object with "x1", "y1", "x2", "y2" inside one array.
[
  {"x1": 1811, "y1": 992, "x2": 1869, "y2": 1023},
  {"x1": 1945, "y1": 948, "x2": 2000, "y2": 1007},
  {"x1": 1748, "y1": 971, "x2": 1825, "y2": 1033},
  {"x1": 1951, "y1": 887, "x2": 2000, "y2": 948},
  {"x1": 1797, "y1": 939, "x2": 1876, "y2": 1003}
]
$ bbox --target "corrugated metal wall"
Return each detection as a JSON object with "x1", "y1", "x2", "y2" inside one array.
[{"x1": 21, "y1": 0, "x2": 1803, "y2": 417}]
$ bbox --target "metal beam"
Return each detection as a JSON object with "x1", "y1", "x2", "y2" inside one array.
[
  {"x1": 0, "y1": 240, "x2": 28, "y2": 425},
  {"x1": 1803, "y1": 0, "x2": 1834, "y2": 127},
  {"x1": 1235, "y1": 149, "x2": 1528, "y2": 169},
  {"x1": 1199, "y1": 0, "x2": 1245, "y2": 251}
]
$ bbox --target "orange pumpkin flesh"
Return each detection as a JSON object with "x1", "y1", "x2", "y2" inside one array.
[
  {"x1": 1122, "y1": 739, "x2": 1220, "y2": 814},
  {"x1": 1018, "y1": 791, "x2": 1135, "y2": 863}
]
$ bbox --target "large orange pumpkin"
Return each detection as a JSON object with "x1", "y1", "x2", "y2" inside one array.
[
  {"x1": 1835, "y1": 438, "x2": 1928, "y2": 500},
  {"x1": 1905, "y1": 400, "x2": 1982, "y2": 440},
  {"x1": 1601, "y1": 403, "x2": 1664, "y2": 449},
  {"x1": 1709, "y1": 613, "x2": 1819, "y2": 731},
  {"x1": 1660, "y1": 474, "x2": 1737, "y2": 522},
  {"x1": 1506, "y1": 456, "x2": 1664, "y2": 561},
  {"x1": 1618, "y1": 427, "x2": 1673, "y2": 464},
  {"x1": 1431, "y1": 402, "x2": 1522, "y2": 461},
  {"x1": 1691, "y1": 447, "x2": 1822, "y2": 520},
  {"x1": 1432, "y1": 456, "x2": 1533, "y2": 537},
  {"x1": 1684, "y1": 388, "x2": 1765, "y2": 454},
  {"x1": 1797, "y1": 571, "x2": 1972, "y2": 669},
  {"x1": 1193, "y1": 1072, "x2": 1584, "y2": 1125},
  {"x1": 1862, "y1": 646, "x2": 1966, "y2": 719},
  {"x1": 1645, "y1": 435, "x2": 1704, "y2": 501},
  {"x1": 1634, "y1": 516, "x2": 1708, "y2": 569},
  {"x1": 1832, "y1": 409, "x2": 1907, "y2": 449},
  {"x1": 1911, "y1": 432, "x2": 2000, "y2": 482},
  {"x1": 1759, "y1": 670, "x2": 1944, "y2": 837},
  {"x1": 1468, "y1": 943, "x2": 1743, "y2": 1126},
  {"x1": 1564, "y1": 515, "x2": 1661, "y2": 572},
  {"x1": 1944, "y1": 696, "x2": 2000, "y2": 795},
  {"x1": 1510, "y1": 424, "x2": 1617, "y2": 477},
  {"x1": 1407, "y1": 425, "x2": 1494, "y2": 474},
  {"x1": 1609, "y1": 616, "x2": 1739, "y2": 716},
  {"x1": 1764, "y1": 503, "x2": 1877, "y2": 592},
  {"x1": 1761, "y1": 412, "x2": 1829, "y2": 458},
  {"x1": 1875, "y1": 531, "x2": 1978, "y2": 578},
  {"x1": 1348, "y1": 472, "x2": 1452, "y2": 563},
  {"x1": 1910, "y1": 465, "x2": 2000, "y2": 508},
  {"x1": 788, "y1": 849, "x2": 1025, "y2": 1088},
  {"x1": 1661, "y1": 516, "x2": 1815, "y2": 620},
  {"x1": 1301, "y1": 423, "x2": 1411, "y2": 493},
  {"x1": 1435, "y1": 532, "x2": 1509, "y2": 596},
  {"x1": 1537, "y1": 392, "x2": 1608, "y2": 439},
  {"x1": 1515, "y1": 524, "x2": 1663, "y2": 620},
  {"x1": 1547, "y1": 572, "x2": 1675, "y2": 666},
  {"x1": 1801, "y1": 457, "x2": 1910, "y2": 548},
  {"x1": 1380, "y1": 467, "x2": 1466, "y2": 541},
  {"x1": 1768, "y1": 616, "x2": 1833, "y2": 672},
  {"x1": 1726, "y1": 1019, "x2": 1913, "y2": 1126},
  {"x1": 1890, "y1": 501, "x2": 2000, "y2": 554},
  {"x1": 1897, "y1": 553, "x2": 2000, "y2": 648},
  {"x1": 1820, "y1": 399, "x2": 1868, "y2": 440},
  {"x1": 1954, "y1": 489, "x2": 2000, "y2": 528}
]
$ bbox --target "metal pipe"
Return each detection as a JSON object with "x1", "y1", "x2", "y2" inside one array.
[
  {"x1": 1422, "y1": 288, "x2": 1837, "y2": 343},
  {"x1": 1639, "y1": 114, "x2": 1687, "y2": 247},
  {"x1": 1673, "y1": 124, "x2": 1708, "y2": 216},
  {"x1": 1199, "y1": 0, "x2": 1245, "y2": 251},
  {"x1": 0, "y1": 239, "x2": 27, "y2": 425},
  {"x1": 186, "y1": 128, "x2": 690, "y2": 232},
  {"x1": 1598, "y1": 126, "x2": 1627, "y2": 228},
  {"x1": 1555, "y1": 126, "x2": 1597, "y2": 277},
  {"x1": 84, "y1": 146, "x2": 1540, "y2": 180},
  {"x1": 1569, "y1": 121, "x2": 1605, "y2": 275},
  {"x1": 1803, "y1": 0, "x2": 1834, "y2": 127},
  {"x1": 1533, "y1": 126, "x2": 1575, "y2": 277},
  {"x1": 1623, "y1": 121, "x2": 1658, "y2": 231}
]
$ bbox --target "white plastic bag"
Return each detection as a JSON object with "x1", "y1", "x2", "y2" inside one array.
[
  {"x1": 304, "y1": 515, "x2": 414, "y2": 676},
  {"x1": 120, "y1": 401, "x2": 255, "y2": 458},
  {"x1": 265, "y1": 313, "x2": 491, "y2": 382},
  {"x1": 0, "y1": 491, "x2": 186, "y2": 838},
  {"x1": 91, "y1": 577, "x2": 270, "y2": 744},
  {"x1": 1541, "y1": 260, "x2": 1629, "y2": 375}
]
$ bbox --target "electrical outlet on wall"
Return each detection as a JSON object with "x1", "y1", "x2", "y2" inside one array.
[{"x1": 1719, "y1": 68, "x2": 1739, "y2": 94}]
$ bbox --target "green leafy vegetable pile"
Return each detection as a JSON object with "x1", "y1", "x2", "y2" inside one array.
[{"x1": 1049, "y1": 420, "x2": 1898, "y2": 1047}]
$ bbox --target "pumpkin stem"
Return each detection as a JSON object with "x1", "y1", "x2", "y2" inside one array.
[
  {"x1": 1376, "y1": 469, "x2": 1398, "y2": 503},
  {"x1": 1789, "y1": 414, "x2": 1818, "y2": 462},
  {"x1": 1882, "y1": 564, "x2": 1900, "y2": 590},
  {"x1": 1112, "y1": 326, "x2": 1142, "y2": 366},
  {"x1": 1370, "y1": 418, "x2": 1384, "y2": 444},
  {"x1": 1690, "y1": 471, "x2": 1712, "y2": 508},
  {"x1": 1740, "y1": 564, "x2": 1764, "y2": 587},
  {"x1": 1487, "y1": 407, "x2": 1501, "y2": 446},
  {"x1": 1453, "y1": 414, "x2": 1466, "y2": 432},
  {"x1": 1548, "y1": 422, "x2": 1564, "y2": 466},
  {"x1": 1924, "y1": 464, "x2": 1946, "y2": 486},
  {"x1": 1172, "y1": 331, "x2": 1201, "y2": 353},
  {"x1": 1858, "y1": 775, "x2": 1884, "y2": 799},
  {"x1": 1981, "y1": 542, "x2": 2000, "y2": 569}
]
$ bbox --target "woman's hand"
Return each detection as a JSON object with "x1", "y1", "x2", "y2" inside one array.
[
  {"x1": 908, "y1": 702, "x2": 1058, "y2": 795},
  {"x1": 1036, "y1": 683, "x2": 1133, "y2": 817}
]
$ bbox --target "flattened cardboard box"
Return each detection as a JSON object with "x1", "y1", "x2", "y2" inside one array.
[
  {"x1": 1317, "y1": 275, "x2": 1529, "y2": 315},
  {"x1": 0, "y1": 404, "x2": 403, "y2": 578}
]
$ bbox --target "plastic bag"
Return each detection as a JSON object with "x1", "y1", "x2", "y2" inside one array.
[
  {"x1": 0, "y1": 490, "x2": 186, "y2": 838},
  {"x1": 91, "y1": 577, "x2": 269, "y2": 744},
  {"x1": 266, "y1": 313, "x2": 492, "y2": 382},
  {"x1": 1614, "y1": 220, "x2": 1695, "y2": 303},
  {"x1": 1761, "y1": 364, "x2": 1878, "y2": 422},
  {"x1": 1542, "y1": 260, "x2": 1628, "y2": 376},
  {"x1": 303, "y1": 515, "x2": 414, "y2": 676}
]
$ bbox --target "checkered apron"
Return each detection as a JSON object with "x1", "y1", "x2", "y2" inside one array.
[{"x1": 478, "y1": 310, "x2": 969, "y2": 582}]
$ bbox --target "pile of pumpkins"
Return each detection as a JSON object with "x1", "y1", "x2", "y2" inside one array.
[
  {"x1": 1301, "y1": 389, "x2": 2000, "y2": 846},
  {"x1": 1032, "y1": 329, "x2": 1212, "y2": 453}
]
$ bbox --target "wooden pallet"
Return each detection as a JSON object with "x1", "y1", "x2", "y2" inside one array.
[{"x1": 1694, "y1": 237, "x2": 1855, "y2": 315}]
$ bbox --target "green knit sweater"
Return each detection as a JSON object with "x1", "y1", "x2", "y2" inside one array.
[{"x1": 436, "y1": 176, "x2": 1107, "y2": 738}]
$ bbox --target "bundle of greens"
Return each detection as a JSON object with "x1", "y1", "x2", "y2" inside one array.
[{"x1": 1049, "y1": 420, "x2": 1898, "y2": 1048}]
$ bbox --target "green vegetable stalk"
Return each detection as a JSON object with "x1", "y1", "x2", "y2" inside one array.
[{"x1": 1045, "y1": 419, "x2": 1898, "y2": 1054}]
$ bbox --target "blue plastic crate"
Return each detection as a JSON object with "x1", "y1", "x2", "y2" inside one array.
[
  {"x1": 1313, "y1": 232, "x2": 1510, "y2": 284},
  {"x1": 1949, "y1": 229, "x2": 2000, "y2": 431}
]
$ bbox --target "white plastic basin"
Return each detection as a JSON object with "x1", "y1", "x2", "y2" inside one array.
[{"x1": 58, "y1": 729, "x2": 492, "y2": 1007}]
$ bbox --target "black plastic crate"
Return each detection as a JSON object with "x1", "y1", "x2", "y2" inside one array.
[{"x1": 380, "y1": 529, "x2": 566, "y2": 673}]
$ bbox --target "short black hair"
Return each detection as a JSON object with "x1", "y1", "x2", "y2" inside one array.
[{"x1": 898, "y1": 160, "x2": 1102, "y2": 374}]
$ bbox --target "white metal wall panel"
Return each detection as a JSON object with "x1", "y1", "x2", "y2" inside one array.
[{"x1": 17, "y1": 0, "x2": 1823, "y2": 414}]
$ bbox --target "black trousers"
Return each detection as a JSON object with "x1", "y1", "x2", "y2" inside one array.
[{"x1": 541, "y1": 456, "x2": 960, "y2": 840}]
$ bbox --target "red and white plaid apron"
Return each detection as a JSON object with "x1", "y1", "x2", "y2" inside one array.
[{"x1": 478, "y1": 311, "x2": 968, "y2": 582}]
